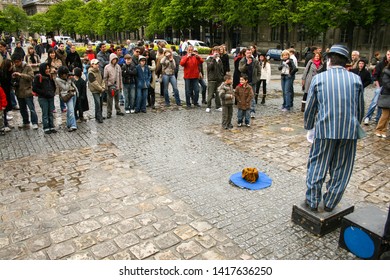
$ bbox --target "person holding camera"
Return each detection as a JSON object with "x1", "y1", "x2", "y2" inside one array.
[
  {"x1": 11, "y1": 53, "x2": 37, "y2": 130},
  {"x1": 180, "y1": 45, "x2": 204, "y2": 108},
  {"x1": 161, "y1": 49, "x2": 181, "y2": 107},
  {"x1": 56, "y1": 66, "x2": 78, "y2": 131},
  {"x1": 205, "y1": 46, "x2": 225, "y2": 112}
]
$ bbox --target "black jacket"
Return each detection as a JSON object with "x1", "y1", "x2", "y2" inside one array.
[
  {"x1": 66, "y1": 52, "x2": 82, "y2": 71},
  {"x1": 351, "y1": 67, "x2": 372, "y2": 88},
  {"x1": 122, "y1": 63, "x2": 137, "y2": 84},
  {"x1": 32, "y1": 63, "x2": 56, "y2": 98},
  {"x1": 373, "y1": 58, "x2": 389, "y2": 86}
]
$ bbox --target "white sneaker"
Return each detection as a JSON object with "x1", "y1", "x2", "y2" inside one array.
[
  {"x1": 32, "y1": 124, "x2": 38, "y2": 130},
  {"x1": 130, "y1": 110, "x2": 135, "y2": 114},
  {"x1": 6, "y1": 115, "x2": 13, "y2": 121},
  {"x1": 375, "y1": 133, "x2": 382, "y2": 137},
  {"x1": 250, "y1": 112, "x2": 255, "y2": 118},
  {"x1": 246, "y1": 124, "x2": 251, "y2": 127},
  {"x1": 125, "y1": 110, "x2": 130, "y2": 114},
  {"x1": 364, "y1": 118, "x2": 369, "y2": 125},
  {"x1": 381, "y1": 134, "x2": 387, "y2": 138},
  {"x1": 205, "y1": 108, "x2": 211, "y2": 113},
  {"x1": 3, "y1": 127, "x2": 11, "y2": 132},
  {"x1": 216, "y1": 108, "x2": 222, "y2": 112},
  {"x1": 238, "y1": 123, "x2": 242, "y2": 127}
]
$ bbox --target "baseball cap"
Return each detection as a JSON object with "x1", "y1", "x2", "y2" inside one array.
[{"x1": 91, "y1": 59, "x2": 99, "y2": 65}]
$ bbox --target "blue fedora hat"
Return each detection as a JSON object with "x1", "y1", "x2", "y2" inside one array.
[{"x1": 328, "y1": 44, "x2": 349, "y2": 59}]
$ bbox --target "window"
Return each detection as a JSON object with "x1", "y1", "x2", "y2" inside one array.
[
  {"x1": 271, "y1": 27, "x2": 280, "y2": 42},
  {"x1": 340, "y1": 29, "x2": 348, "y2": 43}
]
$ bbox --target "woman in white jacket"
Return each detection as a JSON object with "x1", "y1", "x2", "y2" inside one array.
[{"x1": 255, "y1": 54, "x2": 271, "y2": 104}]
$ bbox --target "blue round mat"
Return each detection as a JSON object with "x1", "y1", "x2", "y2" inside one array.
[{"x1": 229, "y1": 171, "x2": 272, "y2": 190}]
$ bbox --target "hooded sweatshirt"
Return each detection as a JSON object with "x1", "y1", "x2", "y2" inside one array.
[
  {"x1": 103, "y1": 53, "x2": 122, "y2": 90},
  {"x1": 32, "y1": 63, "x2": 56, "y2": 99}
]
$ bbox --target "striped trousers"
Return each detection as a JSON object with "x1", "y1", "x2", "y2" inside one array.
[{"x1": 306, "y1": 138, "x2": 357, "y2": 209}]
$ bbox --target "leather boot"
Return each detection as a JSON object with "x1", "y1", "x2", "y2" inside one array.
[
  {"x1": 301, "y1": 102, "x2": 306, "y2": 112},
  {"x1": 261, "y1": 95, "x2": 266, "y2": 104}
]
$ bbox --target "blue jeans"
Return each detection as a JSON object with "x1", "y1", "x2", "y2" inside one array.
[
  {"x1": 123, "y1": 83, "x2": 136, "y2": 111},
  {"x1": 365, "y1": 87, "x2": 382, "y2": 122},
  {"x1": 59, "y1": 96, "x2": 67, "y2": 111},
  {"x1": 38, "y1": 97, "x2": 55, "y2": 131},
  {"x1": 184, "y1": 78, "x2": 199, "y2": 106},
  {"x1": 250, "y1": 83, "x2": 257, "y2": 114},
  {"x1": 66, "y1": 95, "x2": 77, "y2": 128},
  {"x1": 281, "y1": 75, "x2": 293, "y2": 110},
  {"x1": 92, "y1": 92, "x2": 103, "y2": 121},
  {"x1": 163, "y1": 74, "x2": 181, "y2": 105},
  {"x1": 17, "y1": 96, "x2": 38, "y2": 125},
  {"x1": 237, "y1": 109, "x2": 250, "y2": 125},
  {"x1": 199, "y1": 78, "x2": 207, "y2": 102},
  {"x1": 136, "y1": 88, "x2": 148, "y2": 112}
]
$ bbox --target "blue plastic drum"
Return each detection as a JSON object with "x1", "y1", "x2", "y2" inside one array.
[{"x1": 344, "y1": 226, "x2": 375, "y2": 259}]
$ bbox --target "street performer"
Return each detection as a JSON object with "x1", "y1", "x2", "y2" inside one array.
[{"x1": 304, "y1": 44, "x2": 364, "y2": 212}]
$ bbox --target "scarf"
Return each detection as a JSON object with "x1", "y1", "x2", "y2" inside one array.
[
  {"x1": 30, "y1": 54, "x2": 36, "y2": 64},
  {"x1": 312, "y1": 59, "x2": 321, "y2": 69}
]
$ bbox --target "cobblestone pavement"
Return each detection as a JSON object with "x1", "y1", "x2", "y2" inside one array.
[{"x1": 0, "y1": 64, "x2": 389, "y2": 260}]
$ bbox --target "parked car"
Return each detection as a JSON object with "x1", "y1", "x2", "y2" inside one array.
[
  {"x1": 266, "y1": 48, "x2": 282, "y2": 61},
  {"x1": 230, "y1": 46, "x2": 246, "y2": 56},
  {"x1": 187, "y1": 40, "x2": 208, "y2": 48},
  {"x1": 153, "y1": 39, "x2": 168, "y2": 45},
  {"x1": 54, "y1": 36, "x2": 75, "y2": 44}
]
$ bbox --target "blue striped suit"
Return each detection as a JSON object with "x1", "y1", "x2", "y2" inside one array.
[{"x1": 304, "y1": 66, "x2": 364, "y2": 210}]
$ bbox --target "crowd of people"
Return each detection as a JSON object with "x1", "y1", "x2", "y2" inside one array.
[{"x1": 0, "y1": 36, "x2": 389, "y2": 139}]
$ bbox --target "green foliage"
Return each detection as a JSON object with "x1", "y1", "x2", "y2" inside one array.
[
  {"x1": 21, "y1": 0, "x2": 390, "y2": 50},
  {"x1": 2, "y1": 5, "x2": 28, "y2": 33}
]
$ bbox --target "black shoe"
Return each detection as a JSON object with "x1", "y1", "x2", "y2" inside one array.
[
  {"x1": 44, "y1": 130, "x2": 51, "y2": 134},
  {"x1": 324, "y1": 206, "x2": 333, "y2": 212},
  {"x1": 97, "y1": 119, "x2": 103, "y2": 123},
  {"x1": 50, "y1": 129, "x2": 57, "y2": 133},
  {"x1": 107, "y1": 115, "x2": 111, "y2": 119},
  {"x1": 228, "y1": 124, "x2": 233, "y2": 129},
  {"x1": 305, "y1": 200, "x2": 318, "y2": 212},
  {"x1": 117, "y1": 112, "x2": 124, "y2": 116},
  {"x1": 141, "y1": 110, "x2": 147, "y2": 113}
]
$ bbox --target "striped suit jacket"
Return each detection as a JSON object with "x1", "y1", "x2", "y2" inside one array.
[{"x1": 304, "y1": 66, "x2": 364, "y2": 139}]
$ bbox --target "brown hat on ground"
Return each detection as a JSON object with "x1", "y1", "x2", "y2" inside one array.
[{"x1": 242, "y1": 167, "x2": 259, "y2": 183}]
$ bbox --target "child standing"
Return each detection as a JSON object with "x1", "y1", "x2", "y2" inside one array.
[
  {"x1": 73, "y1": 67, "x2": 88, "y2": 122},
  {"x1": 82, "y1": 54, "x2": 90, "y2": 82},
  {"x1": 135, "y1": 55, "x2": 151, "y2": 113},
  {"x1": 88, "y1": 59, "x2": 105, "y2": 123},
  {"x1": 218, "y1": 74, "x2": 234, "y2": 129},
  {"x1": 235, "y1": 74, "x2": 254, "y2": 127}
]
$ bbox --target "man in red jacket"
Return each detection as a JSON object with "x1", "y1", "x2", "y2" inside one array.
[{"x1": 180, "y1": 45, "x2": 204, "y2": 107}]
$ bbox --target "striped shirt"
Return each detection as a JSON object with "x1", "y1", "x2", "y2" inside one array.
[{"x1": 304, "y1": 66, "x2": 364, "y2": 139}]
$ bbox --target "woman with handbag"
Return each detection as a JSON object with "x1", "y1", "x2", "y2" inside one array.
[
  {"x1": 56, "y1": 66, "x2": 78, "y2": 132},
  {"x1": 375, "y1": 63, "x2": 390, "y2": 138}
]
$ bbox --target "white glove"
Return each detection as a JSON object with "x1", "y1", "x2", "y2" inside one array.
[{"x1": 306, "y1": 129, "x2": 315, "y2": 143}]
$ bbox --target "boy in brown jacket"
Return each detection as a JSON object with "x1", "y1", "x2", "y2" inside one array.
[{"x1": 234, "y1": 74, "x2": 254, "y2": 127}]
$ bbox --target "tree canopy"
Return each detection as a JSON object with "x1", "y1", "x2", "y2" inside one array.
[{"x1": 1, "y1": 0, "x2": 388, "y2": 54}]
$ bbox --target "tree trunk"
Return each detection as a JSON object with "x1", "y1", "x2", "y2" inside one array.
[
  {"x1": 346, "y1": 22, "x2": 354, "y2": 53},
  {"x1": 280, "y1": 25, "x2": 285, "y2": 50},
  {"x1": 368, "y1": 25, "x2": 377, "y2": 63}
]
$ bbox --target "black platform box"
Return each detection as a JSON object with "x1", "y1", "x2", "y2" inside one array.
[
  {"x1": 292, "y1": 201, "x2": 354, "y2": 236},
  {"x1": 339, "y1": 205, "x2": 388, "y2": 259}
]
